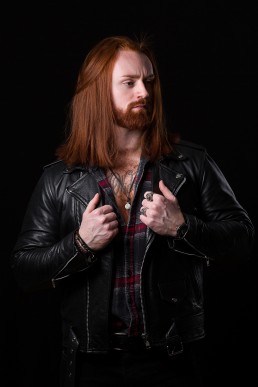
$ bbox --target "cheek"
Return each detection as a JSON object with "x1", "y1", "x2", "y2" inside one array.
[
  {"x1": 113, "y1": 92, "x2": 128, "y2": 110},
  {"x1": 112, "y1": 89, "x2": 120, "y2": 107}
]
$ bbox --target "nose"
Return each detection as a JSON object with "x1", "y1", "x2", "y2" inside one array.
[{"x1": 136, "y1": 80, "x2": 149, "y2": 99}]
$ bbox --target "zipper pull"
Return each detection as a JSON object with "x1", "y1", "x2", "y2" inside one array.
[{"x1": 141, "y1": 333, "x2": 151, "y2": 349}]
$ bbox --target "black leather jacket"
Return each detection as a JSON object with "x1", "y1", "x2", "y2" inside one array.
[{"x1": 11, "y1": 140, "x2": 254, "y2": 387}]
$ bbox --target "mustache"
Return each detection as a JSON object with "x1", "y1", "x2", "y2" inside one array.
[{"x1": 129, "y1": 98, "x2": 150, "y2": 109}]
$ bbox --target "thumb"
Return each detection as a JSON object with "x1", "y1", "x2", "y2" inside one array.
[
  {"x1": 85, "y1": 193, "x2": 100, "y2": 214},
  {"x1": 159, "y1": 180, "x2": 176, "y2": 201}
]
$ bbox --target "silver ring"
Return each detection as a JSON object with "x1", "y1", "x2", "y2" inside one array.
[
  {"x1": 144, "y1": 191, "x2": 154, "y2": 202},
  {"x1": 140, "y1": 207, "x2": 148, "y2": 216}
]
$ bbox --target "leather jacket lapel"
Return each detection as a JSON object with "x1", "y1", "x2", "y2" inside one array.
[{"x1": 66, "y1": 171, "x2": 102, "y2": 207}]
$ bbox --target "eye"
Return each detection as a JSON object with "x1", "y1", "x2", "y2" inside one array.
[
  {"x1": 145, "y1": 77, "x2": 155, "y2": 84},
  {"x1": 123, "y1": 80, "x2": 135, "y2": 87}
]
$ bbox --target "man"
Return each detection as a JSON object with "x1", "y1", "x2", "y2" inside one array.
[{"x1": 11, "y1": 35, "x2": 255, "y2": 387}]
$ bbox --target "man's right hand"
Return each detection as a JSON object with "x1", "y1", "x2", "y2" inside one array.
[{"x1": 78, "y1": 193, "x2": 119, "y2": 251}]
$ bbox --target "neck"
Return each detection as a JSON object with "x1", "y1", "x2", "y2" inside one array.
[{"x1": 115, "y1": 126, "x2": 143, "y2": 155}]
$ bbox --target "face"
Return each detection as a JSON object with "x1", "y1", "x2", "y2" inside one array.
[{"x1": 111, "y1": 50, "x2": 155, "y2": 131}]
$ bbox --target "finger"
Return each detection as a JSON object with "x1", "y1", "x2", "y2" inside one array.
[
  {"x1": 85, "y1": 193, "x2": 100, "y2": 214},
  {"x1": 144, "y1": 191, "x2": 154, "y2": 202},
  {"x1": 104, "y1": 211, "x2": 118, "y2": 222},
  {"x1": 100, "y1": 205, "x2": 116, "y2": 215},
  {"x1": 108, "y1": 219, "x2": 119, "y2": 230},
  {"x1": 140, "y1": 206, "x2": 148, "y2": 217},
  {"x1": 159, "y1": 180, "x2": 176, "y2": 201}
]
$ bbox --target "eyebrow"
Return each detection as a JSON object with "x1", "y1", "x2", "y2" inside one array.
[{"x1": 120, "y1": 74, "x2": 155, "y2": 79}]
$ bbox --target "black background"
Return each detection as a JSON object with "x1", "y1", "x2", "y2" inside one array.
[{"x1": 2, "y1": 1, "x2": 257, "y2": 386}]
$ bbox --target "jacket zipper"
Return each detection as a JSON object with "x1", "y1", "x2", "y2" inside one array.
[{"x1": 140, "y1": 229, "x2": 155, "y2": 349}]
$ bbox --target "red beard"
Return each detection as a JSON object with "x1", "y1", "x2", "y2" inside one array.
[{"x1": 113, "y1": 98, "x2": 152, "y2": 130}]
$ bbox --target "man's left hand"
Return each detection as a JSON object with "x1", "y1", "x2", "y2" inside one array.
[{"x1": 140, "y1": 180, "x2": 185, "y2": 237}]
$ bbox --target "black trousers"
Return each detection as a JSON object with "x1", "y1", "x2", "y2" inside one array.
[{"x1": 75, "y1": 340, "x2": 205, "y2": 387}]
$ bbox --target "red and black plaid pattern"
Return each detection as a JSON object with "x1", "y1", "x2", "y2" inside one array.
[{"x1": 92, "y1": 159, "x2": 152, "y2": 337}]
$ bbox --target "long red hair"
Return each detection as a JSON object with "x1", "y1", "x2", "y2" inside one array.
[{"x1": 55, "y1": 35, "x2": 179, "y2": 167}]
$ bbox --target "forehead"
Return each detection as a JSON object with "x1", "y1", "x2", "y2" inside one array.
[{"x1": 112, "y1": 50, "x2": 153, "y2": 77}]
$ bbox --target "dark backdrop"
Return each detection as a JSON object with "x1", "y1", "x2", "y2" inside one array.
[{"x1": 2, "y1": 2, "x2": 257, "y2": 386}]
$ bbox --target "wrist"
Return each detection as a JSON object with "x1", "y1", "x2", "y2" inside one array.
[
  {"x1": 74, "y1": 229, "x2": 95, "y2": 256},
  {"x1": 174, "y1": 220, "x2": 189, "y2": 240}
]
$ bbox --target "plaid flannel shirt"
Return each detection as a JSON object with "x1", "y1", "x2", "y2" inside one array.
[{"x1": 92, "y1": 158, "x2": 152, "y2": 337}]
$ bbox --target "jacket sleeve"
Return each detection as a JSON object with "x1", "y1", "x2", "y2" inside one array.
[
  {"x1": 10, "y1": 167, "x2": 97, "y2": 291},
  {"x1": 168, "y1": 151, "x2": 255, "y2": 262}
]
